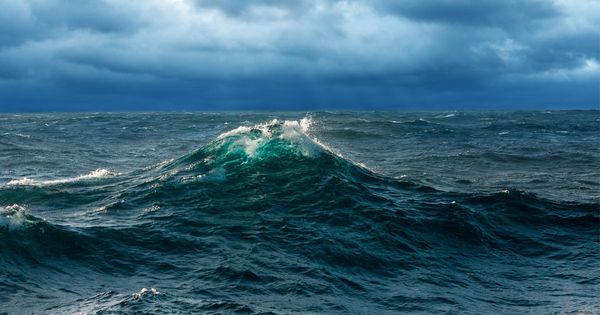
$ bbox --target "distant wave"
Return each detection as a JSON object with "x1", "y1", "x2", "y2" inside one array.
[{"x1": 6, "y1": 169, "x2": 120, "y2": 187}]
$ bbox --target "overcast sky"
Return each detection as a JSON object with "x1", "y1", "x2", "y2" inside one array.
[{"x1": 0, "y1": 0, "x2": 598, "y2": 111}]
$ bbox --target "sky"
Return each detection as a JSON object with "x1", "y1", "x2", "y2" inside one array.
[{"x1": 0, "y1": 0, "x2": 598, "y2": 111}]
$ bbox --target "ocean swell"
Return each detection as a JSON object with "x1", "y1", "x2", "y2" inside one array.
[{"x1": 0, "y1": 116, "x2": 598, "y2": 314}]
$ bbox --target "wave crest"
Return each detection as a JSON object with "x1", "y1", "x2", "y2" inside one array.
[
  {"x1": 213, "y1": 117, "x2": 317, "y2": 158},
  {"x1": 153, "y1": 117, "x2": 377, "y2": 188},
  {"x1": 6, "y1": 169, "x2": 120, "y2": 187},
  {"x1": 0, "y1": 204, "x2": 29, "y2": 230}
]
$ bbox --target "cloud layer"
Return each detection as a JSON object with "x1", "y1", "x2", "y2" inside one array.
[{"x1": 0, "y1": 0, "x2": 598, "y2": 110}]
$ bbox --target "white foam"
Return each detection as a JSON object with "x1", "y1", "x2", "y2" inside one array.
[
  {"x1": 144, "y1": 205, "x2": 161, "y2": 212},
  {"x1": 0, "y1": 204, "x2": 28, "y2": 230},
  {"x1": 216, "y1": 118, "x2": 315, "y2": 157},
  {"x1": 6, "y1": 169, "x2": 120, "y2": 187},
  {"x1": 214, "y1": 117, "x2": 375, "y2": 172},
  {"x1": 217, "y1": 118, "x2": 312, "y2": 141},
  {"x1": 132, "y1": 288, "x2": 159, "y2": 300},
  {"x1": 1, "y1": 133, "x2": 31, "y2": 138},
  {"x1": 217, "y1": 126, "x2": 252, "y2": 139},
  {"x1": 233, "y1": 137, "x2": 263, "y2": 156}
]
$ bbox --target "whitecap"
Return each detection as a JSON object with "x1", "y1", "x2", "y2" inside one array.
[
  {"x1": 214, "y1": 117, "x2": 375, "y2": 173},
  {"x1": 132, "y1": 288, "x2": 159, "y2": 300},
  {"x1": 144, "y1": 205, "x2": 161, "y2": 212},
  {"x1": 6, "y1": 169, "x2": 120, "y2": 187},
  {"x1": 0, "y1": 204, "x2": 28, "y2": 230},
  {"x1": 217, "y1": 126, "x2": 252, "y2": 139},
  {"x1": 216, "y1": 118, "x2": 314, "y2": 157},
  {"x1": 1, "y1": 133, "x2": 31, "y2": 138},
  {"x1": 435, "y1": 113, "x2": 456, "y2": 118}
]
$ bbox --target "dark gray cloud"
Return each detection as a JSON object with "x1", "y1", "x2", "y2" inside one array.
[
  {"x1": 0, "y1": 0, "x2": 597, "y2": 111},
  {"x1": 0, "y1": 0, "x2": 137, "y2": 48},
  {"x1": 194, "y1": 0, "x2": 313, "y2": 17},
  {"x1": 375, "y1": 0, "x2": 559, "y2": 28}
]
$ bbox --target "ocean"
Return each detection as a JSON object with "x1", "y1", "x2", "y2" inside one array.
[{"x1": 0, "y1": 111, "x2": 598, "y2": 314}]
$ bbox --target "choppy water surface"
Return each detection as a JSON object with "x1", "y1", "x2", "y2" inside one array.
[{"x1": 0, "y1": 111, "x2": 598, "y2": 314}]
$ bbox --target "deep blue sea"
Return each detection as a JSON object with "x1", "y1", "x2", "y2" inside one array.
[{"x1": 0, "y1": 111, "x2": 598, "y2": 314}]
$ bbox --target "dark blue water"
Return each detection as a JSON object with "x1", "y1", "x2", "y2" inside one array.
[{"x1": 1, "y1": 111, "x2": 598, "y2": 314}]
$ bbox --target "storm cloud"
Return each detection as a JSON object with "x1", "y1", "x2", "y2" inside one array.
[{"x1": 0, "y1": 0, "x2": 598, "y2": 111}]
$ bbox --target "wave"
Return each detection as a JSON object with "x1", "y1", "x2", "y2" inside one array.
[
  {"x1": 320, "y1": 128, "x2": 384, "y2": 139},
  {"x1": 49, "y1": 288, "x2": 270, "y2": 314},
  {"x1": 156, "y1": 117, "x2": 375, "y2": 177},
  {"x1": 1, "y1": 117, "x2": 598, "y2": 314},
  {"x1": 6, "y1": 169, "x2": 120, "y2": 187},
  {"x1": 1, "y1": 132, "x2": 31, "y2": 138},
  {"x1": 2, "y1": 118, "x2": 596, "y2": 228},
  {"x1": 0, "y1": 204, "x2": 29, "y2": 231},
  {"x1": 483, "y1": 121, "x2": 599, "y2": 132},
  {"x1": 134, "y1": 118, "x2": 598, "y2": 235}
]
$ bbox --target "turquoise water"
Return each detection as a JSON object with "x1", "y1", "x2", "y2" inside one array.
[{"x1": 1, "y1": 111, "x2": 598, "y2": 314}]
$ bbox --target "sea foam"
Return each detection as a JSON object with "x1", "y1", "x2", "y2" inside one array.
[
  {"x1": 216, "y1": 118, "x2": 317, "y2": 158},
  {"x1": 0, "y1": 204, "x2": 28, "y2": 230},
  {"x1": 214, "y1": 117, "x2": 374, "y2": 172},
  {"x1": 6, "y1": 169, "x2": 120, "y2": 187}
]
